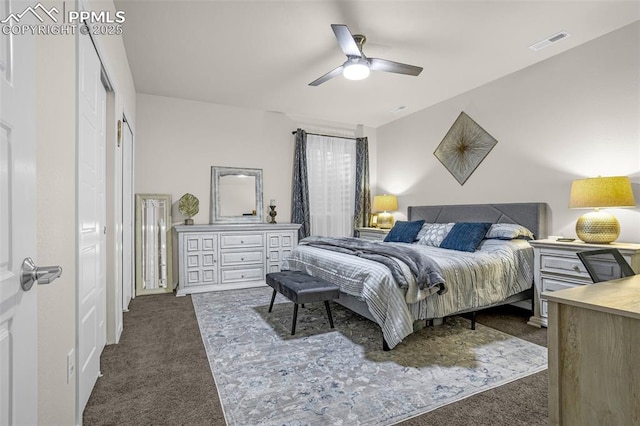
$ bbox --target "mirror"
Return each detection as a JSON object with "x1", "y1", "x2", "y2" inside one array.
[
  {"x1": 211, "y1": 166, "x2": 263, "y2": 223},
  {"x1": 135, "y1": 193, "x2": 173, "y2": 295}
]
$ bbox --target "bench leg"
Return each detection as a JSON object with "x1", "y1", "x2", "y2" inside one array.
[
  {"x1": 268, "y1": 289, "x2": 277, "y2": 313},
  {"x1": 382, "y1": 337, "x2": 391, "y2": 352},
  {"x1": 324, "y1": 301, "x2": 334, "y2": 329},
  {"x1": 291, "y1": 303, "x2": 299, "y2": 335}
]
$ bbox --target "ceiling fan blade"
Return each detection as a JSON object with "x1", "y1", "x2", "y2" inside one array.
[
  {"x1": 369, "y1": 58, "x2": 423, "y2": 76},
  {"x1": 331, "y1": 24, "x2": 362, "y2": 58},
  {"x1": 309, "y1": 65, "x2": 344, "y2": 86}
]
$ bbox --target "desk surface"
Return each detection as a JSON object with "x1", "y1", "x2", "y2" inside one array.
[{"x1": 542, "y1": 274, "x2": 640, "y2": 320}]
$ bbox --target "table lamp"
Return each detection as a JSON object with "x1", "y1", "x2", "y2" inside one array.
[
  {"x1": 569, "y1": 176, "x2": 636, "y2": 243},
  {"x1": 373, "y1": 194, "x2": 398, "y2": 229}
]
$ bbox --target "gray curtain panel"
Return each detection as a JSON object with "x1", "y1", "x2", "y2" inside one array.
[
  {"x1": 353, "y1": 137, "x2": 371, "y2": 236},
  {"x1": 291, "y1": 129, "x2": 311, "y2": 240}
]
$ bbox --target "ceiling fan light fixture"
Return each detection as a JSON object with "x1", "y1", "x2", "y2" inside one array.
[{"x1": 343, "y1": 61, "x2": 370, "y2": 80}]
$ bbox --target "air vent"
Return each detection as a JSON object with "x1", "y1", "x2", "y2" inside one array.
[{"x1": 529, "y1": 31, "x2": 570, "y2": 51}]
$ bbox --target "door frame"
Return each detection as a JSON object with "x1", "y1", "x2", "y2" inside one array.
[
  {"x1": 121, "y1": 115, "x2": 134, "y2": 310},
  {"x1": 74, "y1": 5, "x2": 134, "y2": 421}
]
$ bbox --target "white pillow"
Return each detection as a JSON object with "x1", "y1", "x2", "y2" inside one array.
[
  {"x1": 416, "y1": 223, "x2": 455, "y2": 246},
  {"x1": 485, "y1": 223, "x2": 534, "y2": 240}
]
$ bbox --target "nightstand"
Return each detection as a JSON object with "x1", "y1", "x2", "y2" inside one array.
[
  {"x1": 528, "y1": 239, "x2": 640, "y2": 327},
  {"x1": 356, "y1": 227, "x2": 390, "y2": 241}
]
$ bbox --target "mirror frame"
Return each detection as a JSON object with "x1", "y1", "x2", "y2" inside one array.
[
  {"x1": 210, "y1": 166, "x2": 263, "y2": 223},
  {"x1": 135, "y1": 193, "x2": 173, "y2": 295}
]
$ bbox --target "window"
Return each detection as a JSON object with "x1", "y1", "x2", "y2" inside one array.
[{"x1": 306, "y1": 134, "x2": 356, "y2": 237}]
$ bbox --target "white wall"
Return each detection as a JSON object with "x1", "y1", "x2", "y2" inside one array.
[
  {"x1": 36, "y1": 1, "x2": 136, "y2": 423},
  {"x1": 377, "y1": 22, "x2": 640, "y2": 243},
  {"x1": 36, "y1": 18, "x2": 77, "y2": 425},
  {"x1": 135, "y1": 94, "x2": 377, "y2": 226}
]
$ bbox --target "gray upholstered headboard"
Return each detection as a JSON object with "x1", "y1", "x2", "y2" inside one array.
[{"x1": 407, "y1": 203, "x2": 549, "y2": 239}]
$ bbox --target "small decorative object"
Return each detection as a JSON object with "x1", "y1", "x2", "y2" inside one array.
[
  {"x1": 434, "y1": 111, "x2": 498, "y2": 185},
  {"x1": 178, "y1": 193, "x2": 199, "y2": 225},
  {"x1": 268, "y1": 200, "x2": 277, "y2": 224},
  {"x1": 569, "y1": 176, "x2": 636, "y2": 243},
  {"x1": 369, "y1": 213, "x2": 379, "y2": 228},
  {"x1": 372, "y1": 194, "x2": 398, "y2": 229}
]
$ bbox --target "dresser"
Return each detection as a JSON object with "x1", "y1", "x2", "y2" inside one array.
[
  {"x1": 173, "y1": 223, "x2": 301, "y2": 296},
  {"x1": 544, "y1": 275, "x2": 640, "y2": 425},
  {"x1": 356, "y1": 227, "x2": 390, "y2": 241},
  {"x1": 528, "y1": 239, "x2": 640, "y2": 327}
]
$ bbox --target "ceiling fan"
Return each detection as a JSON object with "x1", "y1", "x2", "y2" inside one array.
[{"x1": 309, "y1": 24, "x2": 423, "y2": 86}]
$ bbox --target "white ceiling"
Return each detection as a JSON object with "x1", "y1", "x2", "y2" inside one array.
[{"x1": 115, "y1": 1, "x2": 640, "y2": 128}]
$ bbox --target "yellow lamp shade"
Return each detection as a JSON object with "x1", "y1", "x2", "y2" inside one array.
[
  {"x1": 373, "y1": 195, "x2": 398, "y2": 212},
  {"x1": 569, "y1": 176, "x2": 635, "y2": 209},
  {"x1": 569, "y1": 176, "x2": 636, "y2": 244}
]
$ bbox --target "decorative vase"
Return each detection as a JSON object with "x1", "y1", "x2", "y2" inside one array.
[{"x1": 268, "y1": 205, "x2": 277, "y2": 224}]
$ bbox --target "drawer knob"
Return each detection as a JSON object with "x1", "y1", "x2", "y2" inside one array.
[
  {"x1": 241, "y1": 240, "x2": 245, "y2": 244},
  {"x1": 573, "y1": 265, "x2": 580, "y2": 272},
  {"x1": 241, "y1": 257, "x2": 244, "y2": 261}
]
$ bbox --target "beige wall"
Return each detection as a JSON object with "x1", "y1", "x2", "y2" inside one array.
[
  {"x1": 36, "y1": 0, "x2": 136, "y2": 424},
  {"x1": 134, "y1": 94, "x2": 377, "y2": 226},
  {"x1": 377, "y1": 22, "x2": 640, "y2": 243}
]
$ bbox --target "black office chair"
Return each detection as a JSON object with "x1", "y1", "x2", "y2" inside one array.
[{"x1": 577, "y1": 248, "x2": 636, "y2": 283}]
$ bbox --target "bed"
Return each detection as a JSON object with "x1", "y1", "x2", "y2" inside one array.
[{"x1": 282, "y1": 203, "x2": 549, "y2": 349}]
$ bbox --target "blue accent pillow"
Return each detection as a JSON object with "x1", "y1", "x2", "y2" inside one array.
[
  {"x1": 440, "y1": 222, "x2": 492, "y2": 252},
  {"x1": 383, "y1": 220, "x2": 425, "y2": 243}
]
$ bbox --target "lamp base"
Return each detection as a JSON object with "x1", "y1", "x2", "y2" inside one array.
[
  {"x1": 377, "y1": 212, "x2": 395, "y2": 229},
  {"x1": 576, "y1": 211, "x2": 620, "y2": 244}
]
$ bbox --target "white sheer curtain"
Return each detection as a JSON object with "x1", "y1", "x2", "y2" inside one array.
[{"x1": 306, "y1": 134, "x2": 356, "y2": 237}]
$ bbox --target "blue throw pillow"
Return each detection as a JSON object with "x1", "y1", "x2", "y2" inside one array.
[
  {"x1": 383, "y1": 220, "x2": 425, "y2": 243},
  {"x1": 440, "y1": 222, "x2": 492, "y2": 252}
]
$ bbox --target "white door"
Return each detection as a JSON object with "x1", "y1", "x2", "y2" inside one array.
[
  {"x1": 122, "y1": 118, "x2": 133, "y2": 310},
  {"x1": 77, "y1": 31, "x2": 107, "y2": 414},
  {"x1": 0, "y1": 0, "x2": 37, "y2": 423}
]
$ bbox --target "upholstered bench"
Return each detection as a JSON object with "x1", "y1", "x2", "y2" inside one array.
[{"x1": 266, "y1": 270, "x2": 340, "y2": 335}]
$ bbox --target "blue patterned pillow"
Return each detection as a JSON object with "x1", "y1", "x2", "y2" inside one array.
[
  {"x1": 383, "y1": 220, "x2": 425, "y2": 243},
  {"x1": 485, "y1": 223, "x2": 534, "y2": 240},
  {"x1": 440, "y1": 222, "x2": 492, "y2": 252}
]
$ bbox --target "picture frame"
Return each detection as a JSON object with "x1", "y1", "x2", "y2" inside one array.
[
  {"x1": 369, "y1": 213, "x2": 379, "y2": 228},
  {"x1": 434, "y1": 112, "x2": 498, "y2": 185}
]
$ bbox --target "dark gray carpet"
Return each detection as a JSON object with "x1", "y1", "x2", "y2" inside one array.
[{"x1": 83, "y1": 294, "x2": 547, "y2": 425}]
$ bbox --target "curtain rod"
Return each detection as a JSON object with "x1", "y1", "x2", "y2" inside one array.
[{"x1": 291, "y1": 130, "x2": 357, "y2": 141}]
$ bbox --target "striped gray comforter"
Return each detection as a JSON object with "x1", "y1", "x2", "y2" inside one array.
[{"x1": 282, "y1": 238, "x2": 533, "y2": 349}]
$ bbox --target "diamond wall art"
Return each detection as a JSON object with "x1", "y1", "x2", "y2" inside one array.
[{"x1": 434, "y1": 112, "x2": 498, "y2": 185}]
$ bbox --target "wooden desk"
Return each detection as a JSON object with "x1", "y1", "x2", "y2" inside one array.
[{"x1": 543, "y1": 275, "x2": 640, "y2": 425}]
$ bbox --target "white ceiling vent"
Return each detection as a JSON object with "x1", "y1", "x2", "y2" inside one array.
[{"x1": 529, "y1": 31, "x2": 570, "y2": 51}]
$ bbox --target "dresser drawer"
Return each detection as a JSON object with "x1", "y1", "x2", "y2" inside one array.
[
  {"x1": 220, "y1": 266, "x2": 264, "y2": 283},
  {"x1": 185, "y1": 268, "x2": 218, "y2": 286},
  {"x1": 220, "y1": 250, "x2": 264, "y2": 267},
  {"x1": 540, "y1": 253, "x2": 590, "y2": 278},
  {"x1": 184, "y1": 233, "x2": 217, "y2": 252},
  {"x1": 540, "y1": 277, "x2": 584, "y2": 318},
  {"x1": 541, "y1": 276, "x2": 584, "y2": 293},
  {"x1": 220, "y1": 233, "x2": 264, "y2": 249}
]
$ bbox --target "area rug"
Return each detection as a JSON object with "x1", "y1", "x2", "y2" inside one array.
[{"x1": 192, "y1": 287, "x2": 547, "y2": 426}]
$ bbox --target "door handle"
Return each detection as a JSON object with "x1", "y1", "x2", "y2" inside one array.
[{"x1": 20, "y1": 257, "x2": 63, "y2": 291}]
